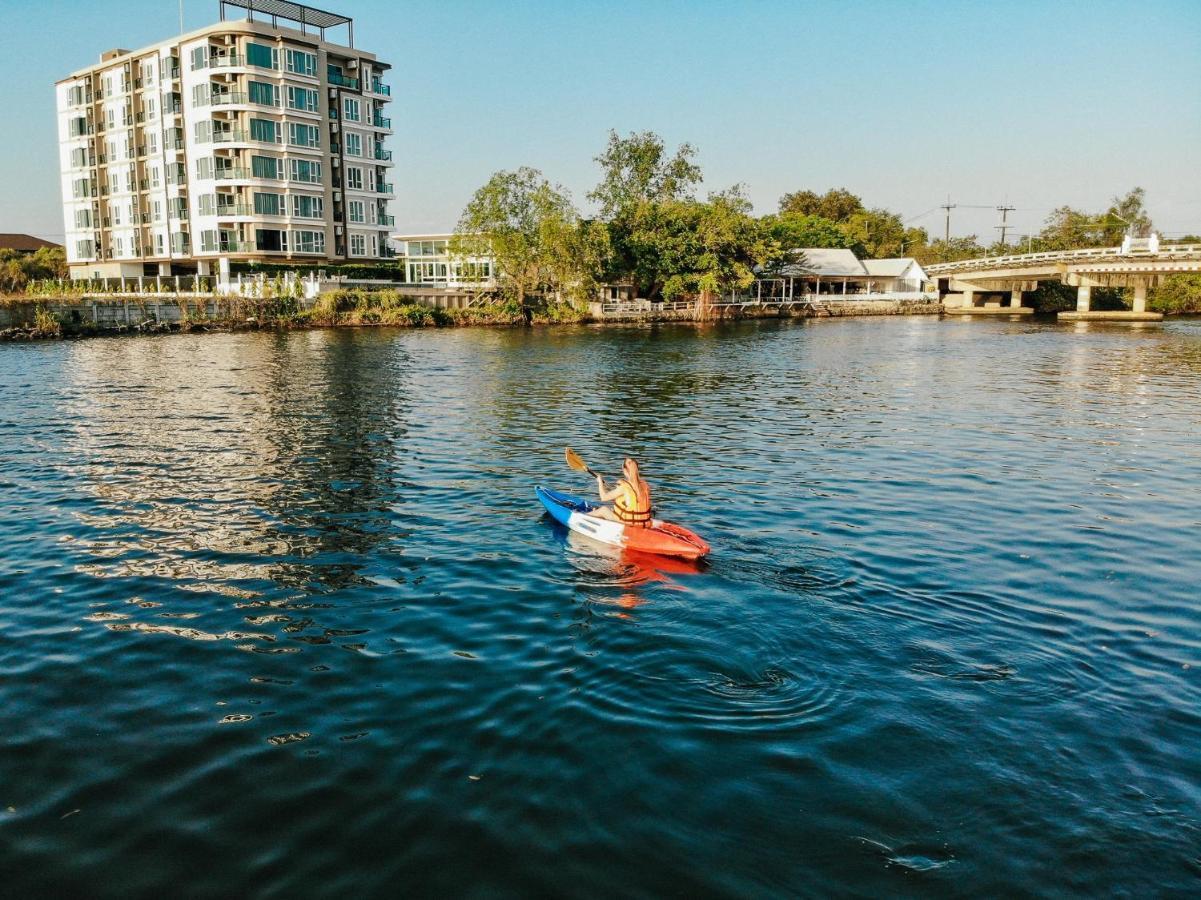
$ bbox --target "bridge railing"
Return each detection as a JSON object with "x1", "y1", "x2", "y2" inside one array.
[{"x1": 925, "y1": 243, "x2": 1201, "y2": 276}]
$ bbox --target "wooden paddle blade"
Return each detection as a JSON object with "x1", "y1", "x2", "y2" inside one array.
[{"x1": 565, "y1": 447, "x2": 587, "y2": 471}]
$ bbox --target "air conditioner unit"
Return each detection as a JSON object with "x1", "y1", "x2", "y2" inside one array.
[
  {"x1": 347, "y1": 59, "x2": 359, "y2": 69},
  {"x1": 331, "y1": 157, "x2": 340, "y2": 167},
  {"x1": 333, "y1": 190, "x2": 342, "y2": 201},
  {"x1": 331, "y1": 123, "x2": 339, "y2": 133},
  {"x1": 328, "y1": 88, "x2": 338, "y2": 99},
  {"x1": 335, "y1": 225, "x2": 344, "y2": 235}
]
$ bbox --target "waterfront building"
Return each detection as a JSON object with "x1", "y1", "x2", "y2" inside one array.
[
  {"x1": 391, "y1": 233, "x2": 497, "y2": 289},
  {"x1": 775, "y1": 248, "x2": 930, "y2": 295},
  {"x1": 55, "y1": 0, "x2": 395, "y2": 280}
]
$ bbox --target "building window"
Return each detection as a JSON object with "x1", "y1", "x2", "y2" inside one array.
[
  {"x1": 155, "y1": 233, "x2": 164, "y2": 255},
  {"x1": 254, "y1": 192, "x2": 281, "y2": 215},
  {"x1": 350, "y1": 234, "x2": 366, "y2": 256},
  {"x1": 289, "y1": 158, "x2": 321, "y2": 183},
  {"x1": 285, "y1": 49, "x2": 316, "y2": 76},
  {"x1": 346, "y1": 167, "x2": 363, "y2": 190},
  {"x1": 195, "y1": 157, "x2": 214, "y2": 179},
  {"x1": 249, "y1": 118, "x2": 280, "y2": 143},
  {"x1": 291, "y1": 195, "x2": 323, "y2": 219},
  {"x1": 74, "y1": 208, "x2": 92, "y2": 229},
  {"x1": 190, "y1": 46, "x2": 208, "y2": 70},
  {"x1": 287, "y1": 86, "x2": 317, "y2": 112},
  {"x1": 371, "y1": 235, "x2": 378, "y2": 257},
  {"x1": 198, "y1": 194, "x2": 216, "y2": 216},
  {"x1": 348, "y1": 201, "x2": 364, "y2": 223},
  {"x1": 251, "y1": 155, "x2": 279, "y2": 179},
  {"x1": 288, "y1": 123, "x2": 319, "y2": 147},
  {"x1": 147, "y1": 132, "x2": 158, "y2": 154},
  {"x1": 75, "y1": 239, "x2": 95, "y2": 258},
  {"x1": 256, "y1": 229, "x2": 285, "y2": 252},
  {"x1": 245, "y1": 43, "x2": 277, "y2": 69},
  {"x1": 291, "y1": 230, "x2": 325, "y2": 254},
  {"x1": 345, "y1": 132, "x2": 362, "y2": 157},
  {"x1": 153, "y1": 200, "x2": 162, "y2": 222},
  {"x1": 248, "y1": 80, "x2": 276, "y2": 106},
  {"x1": 343, "y1": 97, "x2": 360, "y2": 122},
  {"x1": 191, "y1": 83, "x2": 210, "y2": 107},
  {"x1": 200, "y1": 230, "x2": 218, "y2": 252}
]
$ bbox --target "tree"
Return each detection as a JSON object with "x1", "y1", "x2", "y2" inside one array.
[
  {"x1": 914, "y1": 236, "x2": 985, "y2": 265},
  {"x1": 588, "y1": 130, "x2": 701, "y2": 220},
  {"x1": 837, "y1": 208, "x2": 923, "y2": 258},
  {"x1": 456, "y1": 167, "x2": 580, "y2": 307},
  {"x1": 762, "y1": 213, "x2": 859, "y2": 254},
  {"x1": 778, "y1": 187, "x2": 863, "y2": 223},
  {"x1": 1102, "y1": 187, "x2": 1152, "y2": 243}
]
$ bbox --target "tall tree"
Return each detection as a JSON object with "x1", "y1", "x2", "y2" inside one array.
[
  {"x1": 456, "y1": 167, "x2": 579, "y2": 307},
  {"x1": 778, "y1": 187, "x2": 864, "y2": 223},
  {"x1": 588, "y1": 130, "x2": 702, "y2": 219}
]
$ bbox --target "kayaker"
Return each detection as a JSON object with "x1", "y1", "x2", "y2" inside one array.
[{"x1": 592, "y1": 458, "x2": 653, "y2": 527}]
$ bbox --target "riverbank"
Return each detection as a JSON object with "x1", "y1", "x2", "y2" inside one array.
[{"x1": 0, "y1": 290, "x2": 945, "y2": 342}]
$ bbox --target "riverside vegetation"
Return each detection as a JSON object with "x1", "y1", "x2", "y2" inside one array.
[{"x1": 4, "y1": 131, "x2": 1199, "y2": 335}]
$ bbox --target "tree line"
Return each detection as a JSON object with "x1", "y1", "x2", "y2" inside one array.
[
  {"x1": 456, "y1": 130, "x2": 1199, "y2": 312},
  {"x1": 0, "y1": 247, "x2": 67, "y2": 295}
]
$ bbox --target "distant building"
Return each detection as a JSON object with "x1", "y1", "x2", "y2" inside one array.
[
  {"x1": 390, "y1": 233, "x2": 496, "y2": 288},
  {"x1": 55, "y1": 0, "x2": 395, "y2": 280},
  {"x1": 0, "y1": 234, "x2": 62, "y2": 254},
  {"x1": 774, "y1": 248, "x2": 929, "y2": 295}
]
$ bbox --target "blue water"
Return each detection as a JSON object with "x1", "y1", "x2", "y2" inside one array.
[{"x1": 1, "y1": 317, "x2": 1199, "y2": 896}]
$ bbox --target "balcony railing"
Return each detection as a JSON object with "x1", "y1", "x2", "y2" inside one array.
[
  {"x1": 379, "y1": 214, "x2": 395, "y2": 226},
  {"x1": 374, "y1": 148, "x2": 392, "y2": 161},
  {"x1": 216, "y1": 203, "x2": 254, "y2": 217},
  {"x1": 370, "y1": 80, "x2": 391, "y2": 97},
  {"x1": 209, "y1": 54, "x2": 243, "y2": 68},
  {"x1": 220, "y1": 241, "x2": 254, "y2": 253},
  {"x1": 373, "y1": 114, "x2": 391, "y2": 129},
  {"x1": 216, "y1": 167, "x2": 282, "y2": 181},
  {"x1": 328, "y1": 72, "x2": 359, "y2": 89},
  {"x1": 210, "y1": 92, "x2": 247, "y2": 106},
  {"x1": 376, "y1": 183, "x2": 393, "y2": 194}
]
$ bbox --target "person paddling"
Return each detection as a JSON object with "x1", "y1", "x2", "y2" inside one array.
[{"x1": 591, "y1": 458, "x2": 653, "y2": 527}]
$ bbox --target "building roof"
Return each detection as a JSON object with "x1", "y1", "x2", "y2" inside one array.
[
  {"x1": 781, "y1": 248, "x2": 866, "y2": 277},
  {"x1": 0, "y1": 234, "x2": 60, "y2": 252},
  {"x1": 862, "y1": 258, "x2": 925, "y2": 278}
]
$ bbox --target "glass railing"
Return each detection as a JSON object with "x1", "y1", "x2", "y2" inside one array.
[
  {"x1": 220, "y1": 241, "x2": 254, "y2": 252},
  {"x1": 379, "y1": 214, "x2": 395, "y2": 226},
  {"x1": 210, "y1": 92, "x2": 247, "y2": 106},
  {"x1": 376, "y1": 183, "x2": 393, "y2": 194},
  {"x1": 216, "y1": 167, "x2": 282, "y2": 181},
  {"x1": 216, "y1": 204, "x2": 254, "y2": 216},
  {"x1": 328, "y1": 72, "x2": 360, "y2": 89},
  {"x1": 374, "y1": 148, "x2": 392, "y2": 161},
  {"x1": 209, "y1": 54, "x2": 243, "y2": 68},
  {"x1": 371, "y1": 81, "x2": 391, "y2": 96},
  {"x1": 373, "y1": 114, "x2": 391, "y2": 129}
]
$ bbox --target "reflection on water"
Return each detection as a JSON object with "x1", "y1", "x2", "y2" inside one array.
[{"x1": 1, "y1": 317, "x2": 1200, "y2": 896}]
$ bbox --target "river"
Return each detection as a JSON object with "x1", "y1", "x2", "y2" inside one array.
[{"x1": 1, "y1": 316, "x2": 1198, "y2": 896}]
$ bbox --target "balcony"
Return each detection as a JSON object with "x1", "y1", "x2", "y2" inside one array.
[
  {"x1": 216, "y1": 167, "x2": 282, "y2": 181},
  {"x1": 328, "y1": 71, "x2": 360, "y2": 90},
  {"x1": 209, "y1": 54, "x2": 243, "y2": 69},
  {"x1": 379, "y1": 214, "x2": 395, "y2": 227},
  {"x1": 370, "y1": 80, "x2": 391, "y2": 97},
  {"x1": 372, "y1": 114, "x2": 391, "y2": 129},
  {"x1": 374, "y1": 148, "x2": 392, "y2": 161},
  {"x1": 216, "y1": 203, "x2": 254, "y2": 217},
  {"x1": 210, "y1": 92, "x2": 247, "y2": 107},
  {"x1": 376, "y1": 183, "x2": 393, "y2": 194},
  {"x1": 220, "y1": 241, "x2": 254, "y2": 253}
]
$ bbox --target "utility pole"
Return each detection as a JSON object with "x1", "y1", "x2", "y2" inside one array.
[
  {"x1": 996, "y1": 204, "x2": 1016, "y2": 246},
  {"x1": 941, "y1": 196, "x2": 956, "y2": 243}
]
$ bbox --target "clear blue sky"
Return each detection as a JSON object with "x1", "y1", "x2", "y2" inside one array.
[{"x1": 3, "y1": 0, "x2": 1199, "y2": 242}]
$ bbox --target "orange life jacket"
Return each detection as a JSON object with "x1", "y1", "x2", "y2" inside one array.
[{"x1": 614, "y1": 477, "x2": 653, "y2": 526}]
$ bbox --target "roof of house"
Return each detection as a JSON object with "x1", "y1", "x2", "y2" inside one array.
[
  {"x1": 777, "y1": 248, "x2": 866, "y2": 277},
  {"x1": 0, "y1": 234, "x2": 60, "y2": 252},
  {"x1": 862, "y1": 258, "x2": 925, "y2": 278}
]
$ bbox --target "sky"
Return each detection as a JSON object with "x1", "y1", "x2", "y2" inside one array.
[{"x1": 1, "y1": 0, "x2": 1199, "y2": 243}]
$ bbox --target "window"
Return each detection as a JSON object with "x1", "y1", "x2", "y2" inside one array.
[
  {"x1": 153, "y1": 200, "x2": 162, "y2": 222},
  {"x1": 75, "y1": 239, "x2": 95, "y2": 258},
  {"x1": 285, "y1": 49, "x2": 316, "y2": 76},
  {"x1": 251, "y1": 155, "x2": 278, "y2": 179},
  {"x1": 69, "y1": 117, "x2": 88, "y2": 137},
  {"x1": 141, "y1": 61, "x2": 155, "y2": 85},
  {"x1": 246, "y1": 43, "x2": 277, "y2": 69},
  {"x1": 291, "y1": 194, "x2": 323, "y2": 219},
  {"x1": 350, "y1": 234, "x2": 365, "y2": 256},
  {"x1": 195, "y1": 157, "x2": 214, "y2": 179},
  {"x1": 190, "y1": 46, "x2": 208, "y2": 71},
  {"x1": 254, "y1": 192, "x2": 281, "y2": 215},
  {"x1": 291, "y1": 230, "x2": 325, "y2": 253},
  {"x1": 249, "y1": 118, "x2": 280, "y2": 143},
  {"x1": 192, "y1": 83, "x2": 209, "y2": 107},
  {"x1": 74, "y1": 208, "x2": 92, "y2": 229},
  {"x1": 107, "y1": 108, "x2": 116, "y2": 129},
  {"x1": 194, "y1": 120, "x2": 212, "y2": 143},
  {"x1": 348, "y1": 201, "x2": 365, "y2": 223},
  {"x1": 343, "y1": 97, "x2": 360, "y2": 122},
  {"x1": 169, "y1": 196, "x2": 187, "y2": 219},
  {"x1": 149, "y1": 166, "x2": 160, "y2": 188},
  {"x1": 68, "y1": 85, "x2": 86, "y2": 106},
  {"x1": 155, "y1": 233, "x2": 165, "y2": 255},
  {"x1": 345, "y1": 132, "x2": 362, "y2": 157},
  {"x1": 288, "y1": 123, "x2": 319, "y2": 147},
  {"x1": 256, "y1": 228, "x2": 285, "y2": 252},
  {"x1": 171, "y1": 231, "x2": 189, "y2": 254},
  {"x1": 147, "y1": 132, "x2": 158, "y2": 154},
  {"x1": 289, "y1": 158, "x2": 321, "y2": 183},
  {"x1": 113, "y1": 236, "x2": 124, "y2": 256},
  {"x1": 198, "y1": 194, "x2": 216, "y2": 216},
  {"x1": 346, "y1": 167, "x2": 363, "y2": 190},
  {"x1": 248, "y1": 80, "x2": 276, "y2": 106},
  {"x1": 371, "y1": 236, "x2": 379, "y2": 257},
  {"x1": 200, "y1": 230, "x2": 218, "y2": 252},
  {"x1": 287, "y1": 86, "x2": 317, "y2": 112},
  {"x1": 70, "y1": 147, "x2": 88, "y2": 168}
]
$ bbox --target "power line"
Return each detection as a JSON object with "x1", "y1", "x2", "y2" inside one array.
[
  {"x1": 941, "y1": 196, "x2": 957, "y2": 242},
  {"x1": 995, "y1": 204, "x2": 1016, "y2": 245}
]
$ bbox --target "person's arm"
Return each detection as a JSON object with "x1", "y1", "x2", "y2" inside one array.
[{"x1": 596, "y1": 475, "x2": 623, "y2": 502}]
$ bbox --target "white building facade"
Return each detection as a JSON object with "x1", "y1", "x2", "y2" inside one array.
[
  {"x1": 391, "y1": 234, "x2": 497, "y2": 289},
  {"x1": 55, "y1": 1, "x2": 394, "y2": 279}
]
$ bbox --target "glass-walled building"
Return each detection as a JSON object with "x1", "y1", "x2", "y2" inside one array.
[{"x1": 391, "y1": 234, "x2": 496, "y2": 288}]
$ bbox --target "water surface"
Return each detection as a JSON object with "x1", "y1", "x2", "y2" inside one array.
[{"x1": 1, "y1": 317, "x2": 1199, "y2": 896}]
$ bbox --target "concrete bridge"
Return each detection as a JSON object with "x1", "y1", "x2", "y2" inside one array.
[{"x1": 926, "y1": 238, "x2": 1201, "y2": 321}]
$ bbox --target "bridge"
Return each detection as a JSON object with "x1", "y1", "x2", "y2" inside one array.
[{"x1": 925, "y1": 238, "x2": 1201, "y2": 321}]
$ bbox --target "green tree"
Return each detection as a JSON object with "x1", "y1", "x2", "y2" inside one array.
[
  {"x1": 914, "y1": 236, "x2": 986, "y2": 265},
  {"x1": 1149, "y1": 274, "x2": 1201, "y2": 314},
  {"x1": 1102, "y1": 187, "x2": 1152, "y2": 243},
  {"x1": 778, "y1": 188, "x2": 864, "y2": 222},
  {"x1": 588, "y1": 129, "x2": 702, "y2": 219},
  {"x1": 837, "y1": 208, "x2": 924, "y2": 258},
  {"x1": 761, "y1": 213, "x2": 859, "y2": 254},
  {"x1": 456, "y1": 167, "x2": 580, "y2": 307}
]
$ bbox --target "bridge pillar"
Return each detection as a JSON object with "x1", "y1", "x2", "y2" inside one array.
[
  {"x1": 1009, "y1": 289, "x2": 1023, "y2": 308},
  {"x1": 1131, "y1": 279, "x2": 1148, "y2": 314},
  {"x1": 1076, "y1": 285, "x2": 1091, "y2": 312},
  {"x1": 962, "y1": 289, "x2": 976, "y2": 309}
]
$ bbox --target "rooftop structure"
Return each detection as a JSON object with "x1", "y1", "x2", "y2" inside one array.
[
  {"x1": 0, "y1": 234, "x2": 62, "y2": 253},
  {"x1": 55, "y1": 2, "x2": 395, "y2": 279}
]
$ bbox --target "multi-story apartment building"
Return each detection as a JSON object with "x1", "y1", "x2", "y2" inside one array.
[{"x1": 55, "y1": 1, "x2": 394, "y2": 279}]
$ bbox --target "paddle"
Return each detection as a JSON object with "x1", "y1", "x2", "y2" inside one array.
[{"x1": 565, "y1": 447, "x2": 599, "y2": 479}]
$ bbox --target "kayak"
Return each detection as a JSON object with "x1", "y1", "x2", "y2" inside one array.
[{"x1": 536, "y1": 486, "x2": 711, "y2": 561}]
